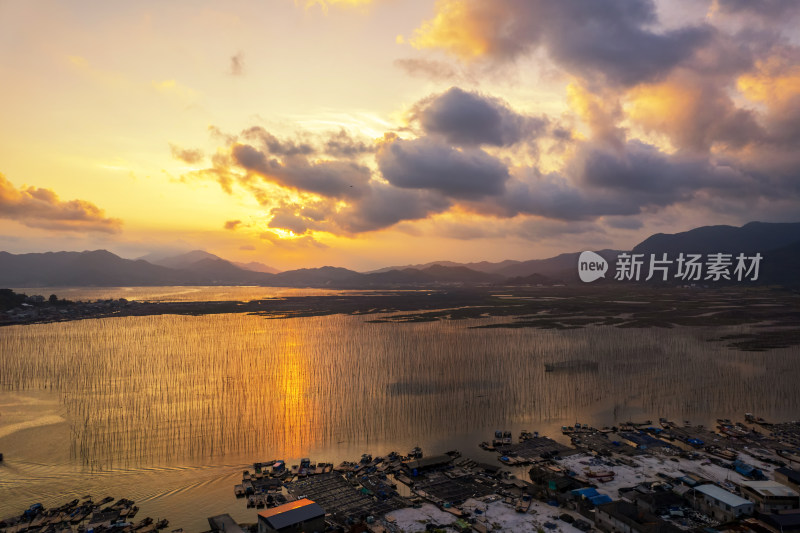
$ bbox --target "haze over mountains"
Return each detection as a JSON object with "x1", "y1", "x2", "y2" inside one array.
[{"x1": 1, "y1": 222, "x2": 798, "y2": 288}]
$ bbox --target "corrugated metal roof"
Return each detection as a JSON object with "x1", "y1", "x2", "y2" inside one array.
[
  {"x1": 589, "y1": 494, "x2": 614, "y2": 505},
  {"x1": 572, "y1": 487, "x2": 600, "y2": 497},
  {"x1": 777, "y1": 467, "x2": 800, "y2": 484},
  {"x1": 695, "y1": 484, "x2": 752, "y2": 508},
  {"x1": 740, "y1": 481, "x2": 800, "y2": 498},
  {"x1": 673, "y1": 485, "x2": 692, "y2": 496},
  {"x1": 258, "y1": 499, "x2": 325, "y2": 530}
]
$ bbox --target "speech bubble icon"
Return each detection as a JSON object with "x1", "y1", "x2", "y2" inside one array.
[{"x1": 578, "y1": 251, "x2": 608, "y2": 283}]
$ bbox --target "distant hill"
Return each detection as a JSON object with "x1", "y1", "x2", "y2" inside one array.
[
  {"x1": 149, "y1": 250, "x2": 273, "y2": 285},
  {"x1": 144, "y1": 250, "x2": 280, "y2": 275},
  {"x1": 418, "y1": 265, "x2": 504, "y2": 283},
  {"x1": 233, "y1": 261, "x2": 281, "y2": 274},
  {"x1": 758, "y1": 240, "x2": 800, "y2": 286},
  {"x1": 632, "y1": 221, "x2": 800, "y2": 255},
  {"x1": 0, "y1": 250, "x2": 190, "y2": 287},
  {"x1": 630, "y1": 221, "x2": 800, "y2": 286},
  {"x1": 367, "y1": 259, "x2": 521, "y2": 274},
  {"x1": 177, "y1": 257, "x2": 271, "y2": 285},
  {"x1": 360, "y1": 265, "x2": 504, "y2": 287},
  {"x1": 270, "y1": 266, "x2": 361, "y2": 287},
  {"x1": 1, "y1": 221, "x2": 797, "y2": 288},
  {"x1": 150, "y1": 250, "x2": 221, "y2": 269},
  {"x1": 494, "y1": 250, "x2": 622, "y2": 281}
]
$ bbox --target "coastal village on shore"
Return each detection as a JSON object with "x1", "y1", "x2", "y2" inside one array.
[{"x1": 3, "y1": 415, "x2": 800, "y2": 533}]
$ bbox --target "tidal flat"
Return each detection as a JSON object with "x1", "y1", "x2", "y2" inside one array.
[{"x1": 5, "y1": 286, "x2": 799, "y2": 351}]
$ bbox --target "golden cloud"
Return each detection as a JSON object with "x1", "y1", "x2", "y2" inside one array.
[
  {"x1": 566, "y1": 82, "x2": 624, "y2": 147},
  {"x1": 304, "y1": 0, "x2": 372, "y2": 11},
  {"x1": 0, "y1": 173, "x2": 122, "y2": 233},
  {"x1": 410, "y1": 0, "x2": 492, "y2": 59},
  {"x1": 737, "y1": 57, "x2": 800, "y2": 108}
]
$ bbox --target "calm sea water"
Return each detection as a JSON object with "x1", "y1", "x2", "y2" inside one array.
[
  {"x1": 1, "y1": 289, "x2": 799, "y2": 530},
  {"x1": 11, "y1": 286, "x2": 354, "y2": 302}
]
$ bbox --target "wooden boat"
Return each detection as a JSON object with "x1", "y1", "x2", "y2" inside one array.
[
  {"x1": 586, "y1": 470, "x2": 615, "y2": 478},
  {"x1": 516, "y1": 497, "x2": 532, "y2": 513}
]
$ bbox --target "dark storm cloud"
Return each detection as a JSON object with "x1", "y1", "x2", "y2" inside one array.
[
  {"x1": 377, "y1": 137, "x2": 510, "y2": 199},
  {"x1": 714, "y1": 0, "x2": 800, "y2": 19},
  {"x1": 413, "y1": 87, "x2": 547, "y2": 147},
  {"x1": 334, "y1": 182, "x2": 452, "y2": 233},
  {"x1": 231, "y1": 143, "x2": 370, "y2": 199},
  {"x1": 323, "y1": 129, "x2": 375, "y2": 157},
  {"x1": 543, "y1": 0, "x2": 712, "y2": 86},
  {"x1": 576, "y1": 141, "x2": 743, "y2": 196},
  {"x1": 241, "y1": 127, "x2": 315, "y2": 157},
  {"x1": 169, "y1": 143, "x2": 204, "y2": 164},
  {"x1": 493, "y1": 141, "x2": 757, "y2": 221},
  {"x1": 497, "y1": 173, "x2": 643, "y2": 221},
  {"x1": 603, "y1": 216, "x2": 644, "y2": 230},
  {"x1": 268, "y1": 205, "x2": 310, "y2": 234},
  {"x1": 415, "y1": 0, "x2": 713, "y2": 87}
]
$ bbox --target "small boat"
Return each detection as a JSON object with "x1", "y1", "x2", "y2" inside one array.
[
  {"x1": 516, "y1": 496, "x2": 532, "y2": 513},
  {"x1": 586, "y1": 470, "x2": 615, "y2": 478},
  {"x1": 155, "y1": 519, "x2": 169, "y2": 529},
  {"x1": 135, "y1": 517, "x2": 154, "y2": 529},
  {"x1": 234, "y1": 484, "x2": 245, "y2": 498}
]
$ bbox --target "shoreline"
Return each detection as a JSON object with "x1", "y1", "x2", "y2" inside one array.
[{"x1": 2, "y1": 286, "x2": 799, "y2": 351}]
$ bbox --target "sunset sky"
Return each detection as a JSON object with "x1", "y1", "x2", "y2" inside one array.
[{"x1": 1, "y1": 0, "x2": 799, "y2": 271}]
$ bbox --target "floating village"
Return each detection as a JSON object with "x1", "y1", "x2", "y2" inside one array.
[{"x1": 3, "y1": 414, "x2": 800, "y2": 533}]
